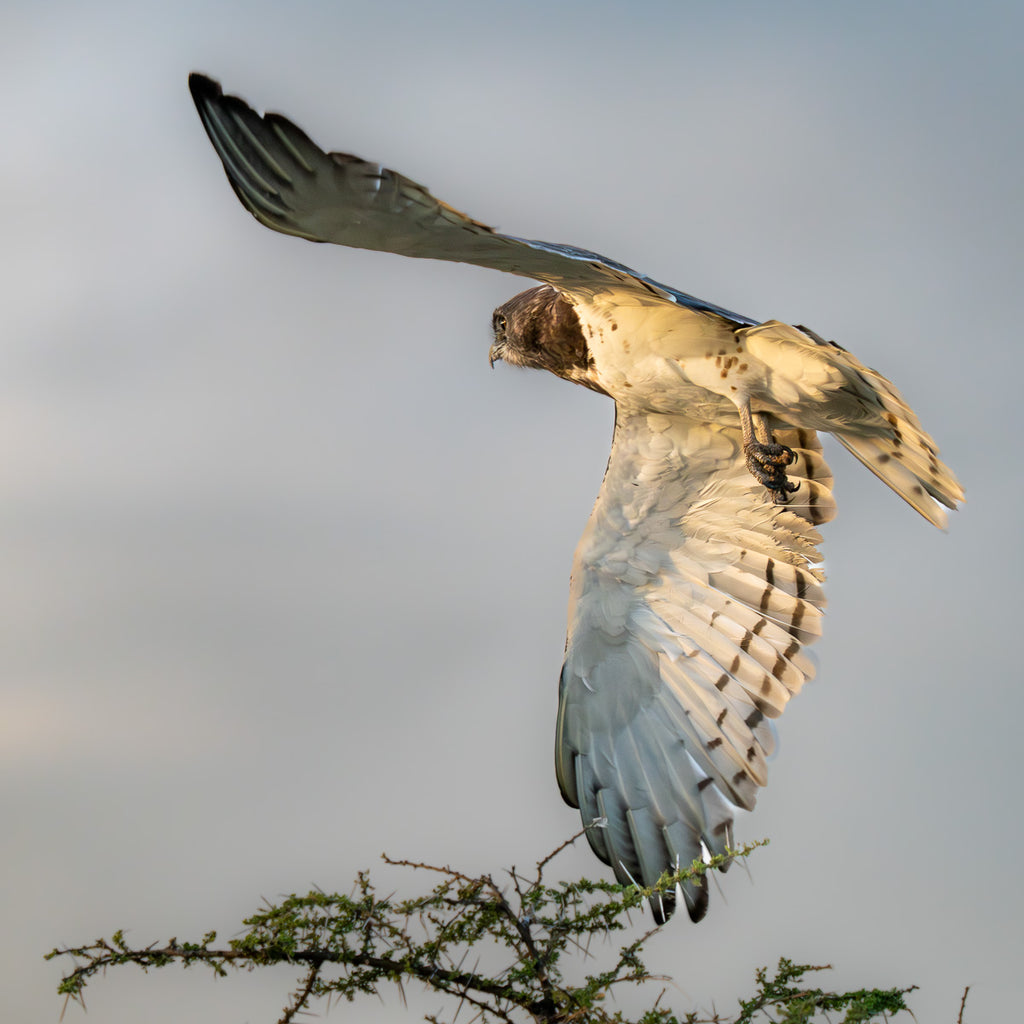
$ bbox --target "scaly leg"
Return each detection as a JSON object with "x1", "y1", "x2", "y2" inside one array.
[{"x1": 737, "y1": 400, "x2": 799, "y2": 504}]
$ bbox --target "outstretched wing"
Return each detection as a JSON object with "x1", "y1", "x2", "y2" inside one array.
[
  {"x1": 188, "y1": 73, "x2": 755, "y2": 326},
  {"x1": 555, "y1": 411, "x2": 836, "y2": 922}
]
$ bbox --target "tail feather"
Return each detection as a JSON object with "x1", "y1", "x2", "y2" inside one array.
[
  {"x1": 834, "y1": 378, "x2": 963, "y2": 527},
  {"x1": 835, "y1": 433, "x2": 960, "y2": 527},
  {"x1": 785, "y1": 324, "x2": 963, "y2": 527}
]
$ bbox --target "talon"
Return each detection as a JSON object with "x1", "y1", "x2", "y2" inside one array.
[
  {"x1": 745, "y1": 442, "x2": 799, "y2": 503},
  {"x1": 735, "y1": 402, "x2": 799, "y2": 504}
]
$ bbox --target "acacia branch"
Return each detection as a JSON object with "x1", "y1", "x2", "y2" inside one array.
[
  {"x1": 958, "y1": 986, "x2": 970, "y2": 1024},
  {"x1": 278, "y1": 961, "x2": 322, "y2": 1024},
  {"x1": 47, "y1": 837, "x2": 926, "y2": 1024},
  {"x1": 54, "y1": 940, "x2": 541, "y2": 1017}
]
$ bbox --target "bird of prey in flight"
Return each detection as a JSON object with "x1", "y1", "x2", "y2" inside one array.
[{"x1": 189, "y1": 73, "x2": 962, "y2": 923}]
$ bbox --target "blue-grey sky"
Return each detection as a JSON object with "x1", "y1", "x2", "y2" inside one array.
[{"x1": 4, "y1": 2, "x2": 1022, "y2": 1021}]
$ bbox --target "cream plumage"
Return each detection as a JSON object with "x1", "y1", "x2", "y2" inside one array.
[{"x1": 189, "y1": 73, "x2": 962, "y2": 923}]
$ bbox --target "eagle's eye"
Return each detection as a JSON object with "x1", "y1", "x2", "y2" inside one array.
[{"x1": 493, "y1": 312, "x2": 507, "y2": 333}]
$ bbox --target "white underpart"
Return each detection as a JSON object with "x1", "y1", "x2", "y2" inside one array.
[
  {"x1": 573, "y1": 291, "x2": 840, "y2": 420},
  {"x1": 569, "y1": 291, "x2": 961, "y2": 528}
]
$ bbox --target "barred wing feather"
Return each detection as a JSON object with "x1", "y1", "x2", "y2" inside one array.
[{"x1": 555, "y1": 413, "x2": 835, "y2": 921}]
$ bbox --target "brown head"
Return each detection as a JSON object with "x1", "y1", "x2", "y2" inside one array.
[{"x1": 489, "y1": 285, "x2": 607, "y2": 394}]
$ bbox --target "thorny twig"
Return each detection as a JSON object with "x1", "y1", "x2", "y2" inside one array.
[{"x1": 48, "y1": 836, "x2": 921, "y2": 1023}]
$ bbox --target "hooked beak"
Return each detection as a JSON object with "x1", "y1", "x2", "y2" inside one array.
[{"x1": 488, "y1": 342, "x2": 504, "y2": 368}]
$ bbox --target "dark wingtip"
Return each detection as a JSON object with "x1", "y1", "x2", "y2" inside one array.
[
  {"x1": 684, "y1": 874, "x2": 710, "y2": 922},
  {"x1": 686, "y1": 894, "x2": 708, "y2": 923},
  {"x1": 188, "y1": 72, "x2": 222, "y2": 105},
  {"x1": 651, "y1": 891, "x2": 677, "y2": 926}
]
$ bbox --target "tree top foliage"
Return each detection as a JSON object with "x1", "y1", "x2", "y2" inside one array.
[{"x1": 48, "y1": 830, "x2": 920, "y2": 1024}]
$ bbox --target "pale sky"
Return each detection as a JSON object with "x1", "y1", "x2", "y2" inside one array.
[{"x1": 3, "y1": 2, "x2": 1022, "y2": 1021}]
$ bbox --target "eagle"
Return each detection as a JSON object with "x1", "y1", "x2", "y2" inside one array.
[{"x1": 188, "y1": 73, "x2": 962, "y2": 923}]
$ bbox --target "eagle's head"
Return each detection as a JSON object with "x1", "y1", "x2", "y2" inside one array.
[{"x1": 489, "y1": 285, "x2": 607, "y2": 394}]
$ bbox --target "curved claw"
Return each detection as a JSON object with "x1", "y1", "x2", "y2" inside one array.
[
  {"x1": 744, "y1": 441, "x2": 800, "y2": 504},
  {"x1": 735, "y1": 401, "x2": 799, "y2": 504}
]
